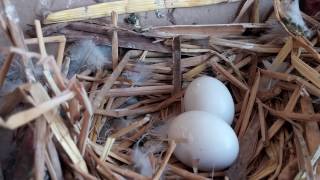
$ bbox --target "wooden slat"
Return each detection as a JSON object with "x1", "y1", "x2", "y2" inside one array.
[{"x1": 44, "y1": 0, "x2": 239, "y2": 24}]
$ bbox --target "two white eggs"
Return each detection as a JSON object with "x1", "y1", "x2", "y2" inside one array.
[{"x1": 168, "y1": 76, "x2": 239, "y2": 171}]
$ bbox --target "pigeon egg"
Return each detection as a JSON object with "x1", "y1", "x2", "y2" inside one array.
[
  {"x1": 184, "y1": 76, "x2": 235, "y2": 124},
  {"x1": 168, "y1": 111, "x2": 239, "y2": 171}
]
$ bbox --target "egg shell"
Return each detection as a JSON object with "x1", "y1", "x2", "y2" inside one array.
[
  {"x1": 184, "y1": 76, "x2": 235, "y2": 124},
  {"x1": 168, "y1": 111, "x2": 239, "y2": 171}
]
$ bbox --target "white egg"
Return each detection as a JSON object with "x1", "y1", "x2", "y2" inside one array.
[
  {"x1": 184, "y1": 76, "x2": 235, "y2": 124},
  {"x1": 168, "y1": 111, "x2": 239, "y2": 171}
]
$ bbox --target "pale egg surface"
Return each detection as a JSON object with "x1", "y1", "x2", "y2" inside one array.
[
  {"x1": 168, "y1": 111, "x2": 239, "y2": 171},
  {"x1": 184, "y1": 76, "x2": 235, "y2": 124}
]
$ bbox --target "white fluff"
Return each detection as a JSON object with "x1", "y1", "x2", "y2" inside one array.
[
  {"x1": 123, "y1": 63, "x2": 151, "y2": 86},
  {"x1": 132, "y1": 146, "x2": 153, "y2": 177},
  {"x1": 112, "y1": 117, "x2": 132, "y2": 131},
  {"x1": 67, "y1": 40, "x2": 111, "y2": 78},
  {"x1": 5, "y1": 3, "x2": 19, "y2": 23}
]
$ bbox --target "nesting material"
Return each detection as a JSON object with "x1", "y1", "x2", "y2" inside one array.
[
  {"x1": 0, "y1": 0, "x2": 320, "y2": 179},
  {"x1": 67, "y1": 39, "x2": 111, "y2": 78}
]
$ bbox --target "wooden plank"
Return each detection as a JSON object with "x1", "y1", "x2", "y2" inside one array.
[
  {"x1": 44, "y1": 0, "x2": 239, "y2": 24},
  {"x1": 60, "y1": 28, "x2": 171, "y2": 53}
]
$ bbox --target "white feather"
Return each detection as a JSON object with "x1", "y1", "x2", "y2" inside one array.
[
  {"x1": 132, "y1": 146, "x2": 153, "y2": 177},
  {"x1": 67, "y1": 40, "x2": 111, "y2": 78},
  {"x1": 123, "y1": 63, "x2": 151, "y2": 86}
]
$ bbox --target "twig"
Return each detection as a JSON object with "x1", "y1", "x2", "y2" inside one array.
[
  {"x1": 234, "y1": 0, "x2": 255, "y2": 22},
  {"x1": 211, "y1": 61, "x2": 248, "y2": 91},
  {"x1": 111, "y1": 11, "x2": 118, "y2": 70},
  {"x1": 269, "y1": 131, "x2": 284, "y2": 179},
  {"x1": 261, "y1": 104, "x2": 320, "y2": 121},
  {"x1": 47, "y1": 138, "x2": 63, "y2": 180},
  {"x1": 105, "y1": 161, "x2": 150, "y2": 180},
  {"x1": 34, "y1": 117, "x2": 47, "y2": 180},
  {"x1": 153, "y1": 140, "x2": 176, "y2": 180},
  {"x1": 100, "y1": 137, "x2": 115, "y2": 161},
  {"x1": 94, "y1": 85, "x2": 174, "y2": 97},
  {"x1": 95, "y1": 91, "x2": 183, "y2": 117},
  {"x1": 78, "y1": 111, "x2": 92, "y2": 155},
  {"x1": 24, "y1": 35, "x2": 66, "y2": 66},
  {"x1": 239, "y1": 71, "x2": 260, "y2": 138},
  {"x1": 34, "y1": 20, "x2": 47, "y2": 56},
  {"x1": 210, "y1": 37, "x2": 281, "y2": 53},
  {"x1": 235, "y1": 90, "x2": 250, "y2": 134},
  {"x1": 1, "y1": 90, "x2": 75, "y2": 129},
  {"x1": 251, "y1": 0, "x2": 259, "y2": 23},
  {"x1": 167, "y1": 164, "x2": 209, "y2": 180},
  {"x1": 93, "y1": 50, "x2": 140, "y2": 109},
  {"x1": 172, "y1": 36, "x2": 182, "y2": 94},
  {"x1": 87, "y1": 148, "x2": 119, "y2": 180},
  {"x1": 253, "y1": 86, "x2": 301, "y2": 159},
  {"x1": 44, "y1": 150, "x2": 58, "y2": 180},
  {"x1": 257, "y1": 99, "x2": 268, "y2": 146},
  {"x1": 29, "y1": 83, "x2": 88, "y2": 172},
  {"x1": 111, "y1": 114, "x2": 151, "y2": 138},
  {"x1": 293, "y1": 127, "x2": 314, "y2": 180},
  {"x1": 300, "y1": 95, "x2": 320, "y2": 155}
]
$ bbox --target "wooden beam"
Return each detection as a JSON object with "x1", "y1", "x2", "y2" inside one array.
[{"x1": 44, "y1": 0, "x2": 239, "y2": 24}]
